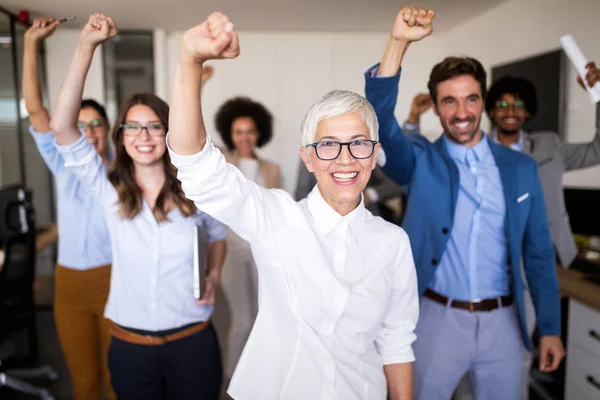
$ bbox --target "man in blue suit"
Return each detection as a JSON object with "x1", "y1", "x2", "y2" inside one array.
[{"x1": 365, "y1": 6, "x2": 565, "y2": 400}]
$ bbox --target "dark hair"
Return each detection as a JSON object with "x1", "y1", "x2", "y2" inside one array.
[
  {"x1": 428, "y1": 57, "x2": 487, "y2": 105},
  {"x1": 107, "y1": 93, "x2": 196, "y2": 222},
  {"x1": 485, "y1": 76, "x2": 538, "y2": 119},
  {"x1": 81, "y1": 98, "x2": 109, "y2": 124},
  {"x1": 215, "y1": 97, "x2": 274, "y2": 151}
]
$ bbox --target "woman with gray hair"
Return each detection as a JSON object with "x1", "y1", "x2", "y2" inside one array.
[{"x1": 167, "y1": 12, "x2": 418, "y2": 400}]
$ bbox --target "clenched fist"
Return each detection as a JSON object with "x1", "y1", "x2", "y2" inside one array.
[
  {"x1": 25, "y1": 17, "x2": 59, "y2": 44},
  {"x1": 391, "y1": 5, "x2": 435, "y2": 43},
  {"x1": 180, "y1": 12, "x2": 240, "y2": 65},
  {"x1": 79, "y1": 13, "x2": 118, "y2": 48}
]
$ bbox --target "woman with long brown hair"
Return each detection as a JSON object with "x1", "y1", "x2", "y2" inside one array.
[
  {"x1": 23, "y1": 17, "x2": 114, "y2": 400},
  {"x1": 49, "y1": 14, "x2": 227, "y2": 400}
]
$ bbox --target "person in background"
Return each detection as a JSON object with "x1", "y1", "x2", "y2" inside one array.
[
  {"x1": 365, "y1": 5, "x2": 564, "y2": 399},
  {"x1": 212, "y1": 95, "x2": 281, "y2": 389},
  {"x1": 23, "y1": 17, "x2": 114, "y2": 400},
  {"x1": 49, "y1": 14, "x2": 227, "y2": 400},
  {"x1": 167, "y1": 11, "x2": 418, "y2": 399}
]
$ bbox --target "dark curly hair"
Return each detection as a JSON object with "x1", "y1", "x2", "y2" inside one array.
[
  {"x1": 485, "y1": 76, "x2": 538, "y2": 119},
  {"x1": 215, "y1": 97, "x2": 273, "y2": 151}
]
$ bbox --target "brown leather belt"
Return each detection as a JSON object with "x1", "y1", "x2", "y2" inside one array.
[
  {"x1": 424, "y1": 288, "x2": 513, "y2": 312},
  {"x1": 111, "y1": 321, "x2": 210, "y2": 345}
]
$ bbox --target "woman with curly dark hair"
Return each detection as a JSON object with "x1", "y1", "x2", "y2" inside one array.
[{"x1": 213, "y1": 94, "x2": 282, "y2": 386}]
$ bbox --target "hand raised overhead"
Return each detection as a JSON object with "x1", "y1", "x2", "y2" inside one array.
[
  {"x1": 391, "y1": 5, "x2": 435, "y2": 43},
  {"x1": 25, "y1": 17, "x2": 59, "y2": 43},
  {"x1": 180, "y1": 12, "x2": 240, "y2": 64},
  {"x1": 79, "y1": 13, "x2": 118, "y2": 48}
]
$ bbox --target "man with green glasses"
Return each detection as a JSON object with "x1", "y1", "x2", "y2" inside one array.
[{"x1": 485, "y1": 68, "x2": 600, "y2": 269}]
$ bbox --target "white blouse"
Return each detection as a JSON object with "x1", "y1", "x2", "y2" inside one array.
[
  {"x1": 55, "y1": 134, "x2": 227, "y2": 331},
  {"x1": 168, "y1": 133, "x2": 419, "y2": 400}
]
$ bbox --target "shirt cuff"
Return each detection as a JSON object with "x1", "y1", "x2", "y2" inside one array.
[
  {"x1": 364, "y1": 63, "x2": 402, "y2": 81},
  {"x1": 365, "y1": 187, "x2": 379, "y2": 203},
  {"x1": 29, "y1": 124, "x2": 55, "y2": 144},
  {"x1": 53, "y1": 131, "x2": 96, "y2": 167},
  {"x1": 404, "y1": 121, "x2": 419, "y2": 131},
  {"x1": 381, "y1": 347, "x2": 415, "y2": 365},
  {"x1": 165, "y1": 132, "x2": 213, "y2": 168}
]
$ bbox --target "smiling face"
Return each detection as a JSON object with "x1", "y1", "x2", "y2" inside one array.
[
  {"x1": 300, "y1": 111, "x2": 379, "y2": 215},
  {"x1": 433, "y1": 74, "x2": 484, "y2": 147},
  {"x1": 78, "y1": 107, "x2": 108, "y2": 155},
  {"x1": 120, "y1": 104, "x2": 166, "y2": 167},
  {"x1": 489, "y1": 93, "x2": 530, "y2": 135},
  {"x1": 231, "y1": 116, "x2": 260, "y2": 158}
]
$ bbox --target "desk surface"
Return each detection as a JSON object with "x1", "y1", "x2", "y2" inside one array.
[{"x1": 557, "y1": 266, "x2": 600, "y2": 311}]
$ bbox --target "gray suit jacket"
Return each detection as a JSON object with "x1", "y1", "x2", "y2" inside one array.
[
  {"x1": 403, "y1": 102, "x2": 600, "y2": 266},
  {"x1": 294, "y1": 159, "x2": 404, "y2": 219}
]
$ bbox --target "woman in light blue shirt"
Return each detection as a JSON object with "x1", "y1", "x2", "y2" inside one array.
[
  {"x1": 23, "y1": 17, "x2": 115, "y2": 400},
  {"x1": 49, "y1": 14, "x2": 228, "y2": 400}
]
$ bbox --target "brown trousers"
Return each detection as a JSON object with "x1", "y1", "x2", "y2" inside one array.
[{"x1": 54, "y1": 264, "x2": 115, "y2": 400}]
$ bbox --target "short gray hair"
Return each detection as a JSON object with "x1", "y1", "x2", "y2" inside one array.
[{"x1": 300, "y1": 90, "x2": 379, "y2": 147}]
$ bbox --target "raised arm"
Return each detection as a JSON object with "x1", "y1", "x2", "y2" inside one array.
[
  {"x1": 169, "y1": 13, "x2": 239, "y2": 155},
  {"x1": 23, "y1": 18, "x2": 58, "y2": 132},
  {"x1": 49, "y1": 14, "x2": 117, "y2": 145},
  {"x1": 168, "y1": 13, "x2": 290, "y2": 244},
  {"x1": 563, "y1": 63, "x2": 600, "y2": 170},
  {"x1": 402, "y1": 93, "x2": 431, "y2": 135},
  {"x1": 365, "y1": 6, "x2": 434, "y2": 186}
]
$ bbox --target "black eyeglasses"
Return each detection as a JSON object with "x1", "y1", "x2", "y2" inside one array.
[
  {"x1": 306, "y1": 139, "x2": 377, "y2": 161},
  {"x1": 120, "y1": 123, "x2": 165, "y2": 137}
]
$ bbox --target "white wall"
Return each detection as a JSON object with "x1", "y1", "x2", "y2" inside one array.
[
  {"x1": 163, "y1": 31, "x2": 447, "y2": 194},
  {"x1": 45, "y1": 29, "x2": 105, "y2": 111},
  {"x1": 443, "y1": 0, "x2": 600, "y2": 188}
]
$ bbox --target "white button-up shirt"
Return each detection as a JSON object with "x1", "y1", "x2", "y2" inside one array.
[
  {"x1": 55, "y1": 134, "x2": 227, "y2": 331},
  {"x1": 168, "y1": 133, "x2": 419, "y2": 400}
]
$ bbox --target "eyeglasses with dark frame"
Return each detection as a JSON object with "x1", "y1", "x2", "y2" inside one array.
[
  {"x1": 306, "y1": 139, "x2": 378, "y2": 161},
  {"x1": 119, "y1": 123, "x2": 166, "y2": 137}
]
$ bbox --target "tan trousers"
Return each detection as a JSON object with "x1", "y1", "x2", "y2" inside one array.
[{"x1": 54, "y1": 264, "x2": 115, "y2": 400}]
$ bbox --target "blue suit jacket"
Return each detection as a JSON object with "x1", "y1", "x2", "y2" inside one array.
[{"x1": 365, "y1": 70, "x2": 561, "y2": 348}]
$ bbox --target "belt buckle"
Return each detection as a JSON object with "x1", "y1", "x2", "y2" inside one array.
[{"x1": 469, "y1": 298, "x2": 481, "y2": 313}]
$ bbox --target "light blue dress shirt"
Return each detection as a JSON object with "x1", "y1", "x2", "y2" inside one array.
[
  {"x1": 30, "y1": 126, "x2": 112, "y2": 269},
  {"x1": 429, "y1": 135, "x2": 511, "y2": 301},
  {"x1": 54, "y1": 133, "x2": 227, "y2": 331},
  {"x1": 491, "y1": 128, "x2": 524, "y2": 152}
]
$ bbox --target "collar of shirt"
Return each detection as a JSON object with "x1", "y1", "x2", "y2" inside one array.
[
  {"x1": 491, "y1": 127, "x2": 524, "y2": 152},
  {"x1": 306, "y1": 185, "x2": 365, "y2": 243},
  {"x1": 443, "y1": 132, "x2": 491, "y2": 164}
]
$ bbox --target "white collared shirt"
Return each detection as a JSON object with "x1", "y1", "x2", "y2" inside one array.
[
  {"x1": 55, "y1": 134, "x2": 227, "y2": 331},
  {"x1": 168, "y1": 133, "x2": 418, "y2": 400}
]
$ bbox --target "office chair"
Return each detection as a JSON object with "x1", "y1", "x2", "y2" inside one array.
[{"x1": 0, "y1": 185, "x2": 58, "y2": 400}]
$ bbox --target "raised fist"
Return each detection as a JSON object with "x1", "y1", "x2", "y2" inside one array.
[
  {"x1": 25, "y1": 17, "x2": 59, "y2": 44},
  {"x1": 79, "y1": 13, "x2": 118, "y2": 47},
  {"x1": 391, "y1": 5, "x2": 435, "y2": 43},
  {"x1": 181, "y1": 12, "x2": 240, "y2": 64}
]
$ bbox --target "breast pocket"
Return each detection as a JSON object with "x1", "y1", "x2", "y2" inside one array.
[{"x1": 537, "y1": 156, "x2": 554, "y2": 167}]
